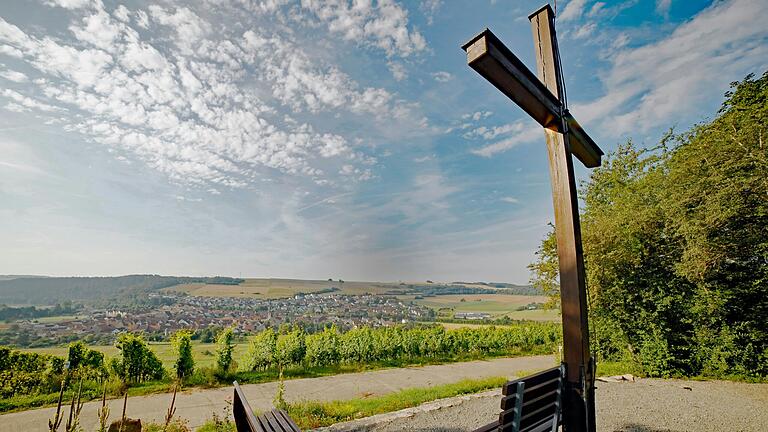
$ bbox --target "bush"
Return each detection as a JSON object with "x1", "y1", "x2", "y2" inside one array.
[
  {"x1": 171, "y1": 330, "x2": 195, "y2": 380},
  {"x1": 112, "y1": 333, "x2": 165, "y2": 383},
  {"x1": 215, "y1": 327, "x2": 235, "y2": 375}
]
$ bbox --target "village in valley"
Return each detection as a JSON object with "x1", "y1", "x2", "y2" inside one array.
[{"x1": 8, "y1": 292, "x2": 433, "y2": 344}]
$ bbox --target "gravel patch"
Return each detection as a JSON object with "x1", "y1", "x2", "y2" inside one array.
[{"x1": 318, "y1": 379, "x2": 768, "y2": 432}]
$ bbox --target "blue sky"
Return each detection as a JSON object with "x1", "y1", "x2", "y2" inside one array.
[{"x1": 0, "y1": 0, "x2": 766, "y2": 283}]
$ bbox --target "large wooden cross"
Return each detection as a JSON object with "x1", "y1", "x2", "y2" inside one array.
[{"x1": 462, "y1": 5, "x2": 601, "y2": 432}]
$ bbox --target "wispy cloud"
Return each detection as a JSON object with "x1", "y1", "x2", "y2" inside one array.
[
  {"x1": 559, "y1": 0, "x2": 588, "y2": 22},
  {"x1": 575, "y1": 0, "x2": 768, "y2": 137},
  {"x1": 0, "y1": 1, "x2": 427, "y2": 190},
  {"x1": 656, "y1": 0, "x2": 672, "y2": 17}
]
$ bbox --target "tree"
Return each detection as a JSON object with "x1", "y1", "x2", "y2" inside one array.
[
  {"x1": 112, "y1": 333, "x2": 165, "y2": 383},
  {"x1": 275, "y1": 328, "x2": 306, "y2": 367},
  {"x1": 171, "y1": 330, "x2": 194, "y2": 380},
  {"x1": 528, "y1": 71, "x2": 768, "y2": 378},
  {"x1": 245, "y1": 328, "x2": 277, "y2": 371},
  {"x1": 215, "y1": 326, "x2": 235, "y2": 374}
]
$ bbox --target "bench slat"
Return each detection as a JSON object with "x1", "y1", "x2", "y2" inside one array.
[
  {"x1": 472, "y1": 420, "x2": 500, "y2": 432},
  {"x1": 496, "y1": 364, "x2": 565, "y2": 432},
  {"x1": 277, "y1": 409, "x2": 301, "y2": 432},
  {"x1": 501, "y1": 380, "x2": 558, "y2": 410},
  {"x1": 262, "y1": 410, "x2": 284, "y2": 432},
  {"x1": 521, "y1": 416, "x2": 555, "y2": 432},
  {"x1": 502, "y1": 366, "x2": 561, "y2": 394}
]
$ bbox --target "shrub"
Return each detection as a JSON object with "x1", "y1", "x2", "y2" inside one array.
[
  {"x1": 215, "y1": 327, "x2": 235, "y2": 375},
  {"x1": 171, "y1": 330, "x2": 195, "y2": 380}
]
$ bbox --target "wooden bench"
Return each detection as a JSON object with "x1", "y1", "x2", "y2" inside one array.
[
  {"x1": 473, "y1": 364, "x2": 566, "y2": 432},
  {"x1": 232, "y1": 381, "x2": 301, "y2": 432}
]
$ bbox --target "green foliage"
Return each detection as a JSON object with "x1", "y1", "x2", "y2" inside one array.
[
  {"x1": 0, "y1": 275, "x2": 243, "y2": 306},
  {"x1": 171, "y1": 331, "x2": 194, "y2": 380},
  {"x1": 243, "y1": 322, "x2": 560, "y2": 371},
  {"x1": 112, "y1": 333, "x2": 165, "y2": 383},
  {"x1": 273, "y1": 368, "x2": 287, "y2": 410},
  {"x1": 197, "y1": 411, "x2": 236, "y2": 432},
  {"x1": 215, "y1": 327, "x2": 235, "y2": 375},
  {"x1": 67, "y1": 341, "x2": 106, "y2": 380},
  {"x1": 286, "y1": 376, "x2": 507, "y2": 429},
  {"x1": 275, "y1": 328, "x2": 306, "y2": 367},
  {"x1": 142, "y1": 419, "x2": 191, "y2": 432},
  {"x1": 0, "y1": 346, "x2": 62, "y2": 398},
  {"x1": 244, "y1": 328, "x2": 277, "y2": 371},
  {"x1": 528, "y1": 71, "x2": 768, "y2": 379},
  {"x1": 305, "y1": 326, "x2": 340, "y2": 366}
]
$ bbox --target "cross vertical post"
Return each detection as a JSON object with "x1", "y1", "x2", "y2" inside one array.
[
  {"x1": 461, "y1": 3, "x2": 602, "y2": 431},
  {"x1": 529, "y1": 5, "x2": 595, "y2": 432}
]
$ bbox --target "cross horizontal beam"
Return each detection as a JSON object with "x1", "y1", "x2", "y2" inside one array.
[{"x1": 462, "y1": 29, "x2": 603, "y2": 168}]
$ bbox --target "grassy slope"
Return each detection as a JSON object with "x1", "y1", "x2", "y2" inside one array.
[{"x1": 285, "y1": 376, "x2": 507, "y2": 429}]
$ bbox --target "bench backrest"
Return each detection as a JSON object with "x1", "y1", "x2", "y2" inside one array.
[
  {"x1": 233, "y1": 381, "x2": 301, "y2": 432},
  {"x1": 497, "y1": 364, "x2": 565, "y2": 432}
]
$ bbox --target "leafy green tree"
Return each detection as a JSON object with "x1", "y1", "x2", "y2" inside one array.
[
  {"x1": 215, "y1": 326, "x2": 235, "y2": 374},
  {"x1": 171, "y1": 330, "x2": 195, "y2": 380},
  {"x1": 112, "y1": 333, "x2": 165, "y2": 383},
  {"x1": 528, "y1": 71, "x2": 768, "y2": 378},
  {"x1": 275, "y1": 328, "x2": 306, "y2": 367},
  {"x1": 244, "y1": 328, "x2": 277, "y2": 371},
  {"x1": 305, "y1": 325, "x2": 340, "y2": 366}
]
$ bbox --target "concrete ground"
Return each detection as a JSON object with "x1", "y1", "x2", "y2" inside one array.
[
  {"x1": 0, "y1": 355, "x2": 553, "y2": 432},
  {"x1": 324, "y1": 378, "x2": 768, "y2": 432}
]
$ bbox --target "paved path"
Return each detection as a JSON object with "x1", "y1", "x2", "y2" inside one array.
[
  {"x1": 324, "y1": 378, "x2": 768, "y2": 432},
  {"x1": 0, "y1": 355, "x2": 553, "y2": 432}
]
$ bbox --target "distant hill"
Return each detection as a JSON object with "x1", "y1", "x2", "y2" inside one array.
[
  {"x1": 0, "y1": 275, "x2": 49, "y2": 281},
  {"x1": 409, "y1": 283, "x2": 541, "y2": 296},
  {"x1": 0, "y1": 275, "x2": 243, "y2": 305}
]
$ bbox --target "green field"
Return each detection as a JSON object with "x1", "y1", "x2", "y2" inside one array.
[
  {"x1": 168, "y1": 278, "x2": 403, "y2": 299},
  {"x1": 25, "y1": 340, "x2": 252, "y2": 369},
  {"x1": 412, "y1": 294, "x2": 558, "y2": 322}
]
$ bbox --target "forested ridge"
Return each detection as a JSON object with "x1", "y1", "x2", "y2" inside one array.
[
  {"x1": 529, "y1": 72, "x2": 768, "y2": 379},
  {"x1": 0, "y1": 275, "x2": 243, "y2": 305}
]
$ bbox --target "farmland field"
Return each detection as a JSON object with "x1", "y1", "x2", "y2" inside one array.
[
  {"x1": 24, "y1": 339, "x2": 252, "y2": 369},
  {"x1": 168, "y1": 278, "x2": 403, "y2": 299},
  {"x1": 411, "y1": 294, "x2": 557, "y2": 322}
]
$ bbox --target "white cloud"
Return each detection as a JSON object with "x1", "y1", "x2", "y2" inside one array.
[
  {"x1": 245, "y1": 0, "x2": 427, "y2": 58},
  {"x1": 575, "y1": 0, "x2": 768, "y2": 137},
  {"x1": 113, "y1": 5, "x2": 130, "y2": 23},
  {"x1": 588, "y1": 2, "x2": 606, "y2": 17},
  {"x1": 387, "y1": 61, "x2": 407, "y2": 81},
  {"x1": 0, "y1": 68, "x2": 28, "y2": 82},
  {"x1": 2, "y1": 89, "x2": 65, "y2": 112},
  {"x1": 559, "y1": 0, "x2": 587, "y2": 22},
  {"x1": 149, "y1": 6, "x2": 211, "y2": 54},
  {"x1": 44, "y1": 0, "x2": 92, "y2": 10},
  {"x1": 462, "y1": 110, "x2": 493, "y2": 121},
  {"x1": 472, "y1": 124, "x2": 541, "y2": 157},
  {"x1": 432, "y1": 71, "x2": 452, "y2": 82},
  {"x1": 0, "y1": 4, "x2": 411, "y2": 189},
  {"x1": 465, "y1": 122, "x2": 525, "y2": 140},
  {"x1": 500, "y1": 196, "x2": 519, "y2": 204},
  {"x1": 656, "y1": 0, "x2": 672, "y2": 17},
  {"x1": 135, "y1": 10, "x2": 149, "y2": 29},
  {"x1": 572, "y1": 22, "x2": 597, "y2": 39},
  {"x1": 420, "y1": 0, "x2": 442, "y2": 25}
]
